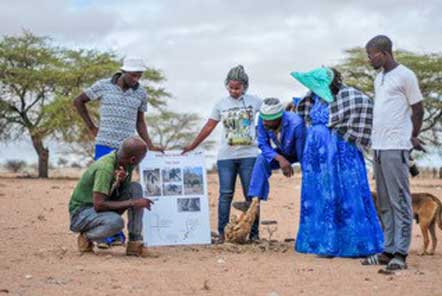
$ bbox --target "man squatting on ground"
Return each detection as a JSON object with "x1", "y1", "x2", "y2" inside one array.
[{"x1": 68, "y1": 136, "x2": 156, "y2": 257}]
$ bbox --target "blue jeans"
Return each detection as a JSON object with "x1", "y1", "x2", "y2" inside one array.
[
  {"x1": 248, "y1": 152, "x2": 298, "y2": 201},
  {"x1": 217, "y1": 157, "x2": 259, "y2": 238}
]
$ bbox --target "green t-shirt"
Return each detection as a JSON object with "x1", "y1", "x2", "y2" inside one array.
[{"x1": 68, "y1": 152, "x2": 133, "y2": 214}]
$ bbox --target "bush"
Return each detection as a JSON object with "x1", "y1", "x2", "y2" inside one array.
[
  {"x1": 57, "y1": 157, "x2": 69, "y2": 167},
  {"x1": 4, "y1": 159, "x2": 27, "y2": 173},
  {"x1": 70, "y1": 161, "x2": 82, "y2": 169}
]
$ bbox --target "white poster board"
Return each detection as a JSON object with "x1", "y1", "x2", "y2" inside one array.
[{"x1": 139, "y1": 151, "x2": 211, "y2": 246}]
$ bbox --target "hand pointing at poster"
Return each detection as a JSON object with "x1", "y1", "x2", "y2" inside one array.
[{"x1": 132, "y1": 198, "x2": 154, "y2": 210}]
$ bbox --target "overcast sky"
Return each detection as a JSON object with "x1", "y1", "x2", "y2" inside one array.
[{"x1": 1, "y1": 0, "x2": 442, "y2": 165}]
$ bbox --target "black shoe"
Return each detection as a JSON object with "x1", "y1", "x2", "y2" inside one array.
[
  {"x1": 249, "y1": 234, "x2": 260, "y2": 242},
  {"x1": 232, "y1": 201, "x2": 251, "y2": 212}
]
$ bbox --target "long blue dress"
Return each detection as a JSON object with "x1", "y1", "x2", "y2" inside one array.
[{"x1": 295, "y1": 96, "x2": 384, "y2": 257}]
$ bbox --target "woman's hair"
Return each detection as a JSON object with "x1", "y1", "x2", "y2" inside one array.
[
  {"x1": 225, "y1": 65, "x2": 249, "y2": 92},
  {"x1": 330, "y1": 67, "x2": 343, "y2": 95}
]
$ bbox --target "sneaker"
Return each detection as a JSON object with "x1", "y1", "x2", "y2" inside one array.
[
  {"x1": 386, "y1": 257, "x2": 408, "y2": 271},
  {"x1": 109, "y1": 231, "x2": 126, "y2": 246},
  {"x1": 77, "y1": 233, "x2": 93, "y2": 253},
  {"x1": 232, "y1": 201, "x2": 251, "y2": 212},
  {"x1": 96, "y1": 241, "x2": 110, "y2": 249},
  {"x1": 361, "y1": 252, "x2": 393, "y2": 266},
  {"x1": 126, "y1": 241, "x2": 159, "y2": 258},
  {"x1": 101, "y1": 231, "x2": 126, "y2": 247}
]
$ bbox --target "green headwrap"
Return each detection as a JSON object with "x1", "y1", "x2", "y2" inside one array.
[{"x1": 290, "y1": 67, "x2": 334, "y2": 103}]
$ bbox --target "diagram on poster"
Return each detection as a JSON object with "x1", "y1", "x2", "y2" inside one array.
[{"x1": 139, "y1": 151, "x2": 211, "y2": 246}]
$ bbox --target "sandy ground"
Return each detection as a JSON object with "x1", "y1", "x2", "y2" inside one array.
[{"x1": 1, "y1": 173, "x2": 442, "y2": 296}]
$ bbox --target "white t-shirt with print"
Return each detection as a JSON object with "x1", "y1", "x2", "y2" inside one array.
[
  {"x1": 210, "y1": 94, "x2": 262, "y2": 160},
  {"x1": 372, "y1": 64, "x2": 423, "y2": 150}
]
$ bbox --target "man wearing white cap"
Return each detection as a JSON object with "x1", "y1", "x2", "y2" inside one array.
[
  {"x1": 74, "y1": 56, "x2": 162, "y2": 159},
  {"x1": 233, "y1": 97, "x2": 305, "y2": 210},
  {"x1": 73, "y1": 56, "x2": 162, "y2": 247}
]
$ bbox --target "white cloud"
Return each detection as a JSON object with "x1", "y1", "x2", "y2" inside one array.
[{"x1": 2, "y1": 0, "x2": 442, "y2": 164}]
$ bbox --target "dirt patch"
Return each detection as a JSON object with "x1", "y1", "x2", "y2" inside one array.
[{"x1": 0, "y1": 175, "x2": 441, "y2": 296}]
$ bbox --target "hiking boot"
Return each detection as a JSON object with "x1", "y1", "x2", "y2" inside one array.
[
  {"x1": 77, "y1": 233, "x2": 93, "y2": 253},
  {"x1": 126, "y1": 241, "x2": 159, "y2": 258},
  {"x1": 232, "y1": 201, "x2": 251, "y2": 212}
]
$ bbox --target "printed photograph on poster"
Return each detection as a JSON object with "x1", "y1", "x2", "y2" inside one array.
[
  {"x1": 177, "y1": 197, "x2": 201, "y2": 212},
  {"x1": 183, "y1": 167, "x2": 204, "y2": 195},
  {"x1": 143, "y1": 169, "x2": 161, "y2": 197},
  {"x1": 162, "y1": 168, "x2": 182, "y2": 182},
  {"x1": 163, "y1": 183, "x2": 183, "y2": 196},
  {"x1": 140, "y1": 151, "x2": 211, "y2": 246}
]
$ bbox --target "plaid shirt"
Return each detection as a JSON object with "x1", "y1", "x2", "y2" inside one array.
[{"x1": 296, "y1": 86, "x2": 373, "y2": 151}]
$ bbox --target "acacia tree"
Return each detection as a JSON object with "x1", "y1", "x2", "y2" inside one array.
[
  {"x1": 0, "y1": 31, "x2": 169, "y2": 177},
  {"x1": 146, "y1": 111, "x2": 215, "y2": 151},
  {"x1": 337, "y1": 48, "x2": 442, "y2": 146}
]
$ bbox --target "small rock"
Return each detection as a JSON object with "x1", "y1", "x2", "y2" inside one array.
[
  {"x1": 364, "y1": 277, "x2": 370, "y2": 281},
  {"x1": 75, "y1": 266, "x2": 84, "y2": 271},
  {"x1": 0, "y1": 289, "x2": 9, "y2": 293},
  {"x1": 217, "y1": 258, "x2": 225, "y2": 264},
  {"x1": 46, "y1": 277, "x2": 68, "y2": 285},
  {"x1": 25, "y1": 275, "x2": 32, "y2": 280},
  {"x1": 203, "y1": 280, "x2": 210, "y2": 290},
  {"x1": 57, "y1": 246, "x2": 68, "y2": 259},
  {"x1": 378, "y1": 268, "x2": 394, "y2": 275}
]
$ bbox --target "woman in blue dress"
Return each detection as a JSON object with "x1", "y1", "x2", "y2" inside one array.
[{"x1": 291, "y1": 67, "x2": 384, "y2": 257}]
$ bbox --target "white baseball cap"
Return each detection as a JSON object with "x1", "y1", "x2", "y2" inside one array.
[{"x1": 121, "y1": 56, "x2": 147, "y2": 72}]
